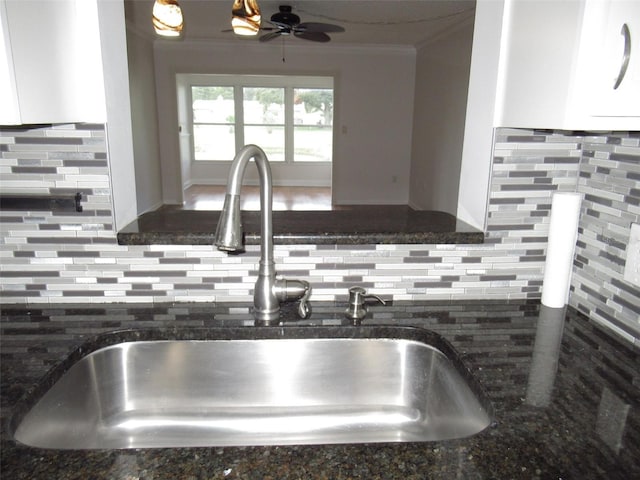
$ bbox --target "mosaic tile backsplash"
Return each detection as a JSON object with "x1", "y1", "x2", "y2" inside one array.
[{"x1": 0, "y1": 125, "x2": 638, "y2": 344}]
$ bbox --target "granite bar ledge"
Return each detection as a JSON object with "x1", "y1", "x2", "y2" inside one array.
[{"x1": 117, "y1": 206, "x2": 484, "y2": 245}]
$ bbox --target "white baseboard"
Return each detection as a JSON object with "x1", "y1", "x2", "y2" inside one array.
[{"x1": 138, "y1": 200, "x2": 167, "y2": 214}]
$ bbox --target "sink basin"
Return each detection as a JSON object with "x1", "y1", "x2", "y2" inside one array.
[{"x1": 11, "y1": 326, "x2": 493, "y2": 449}]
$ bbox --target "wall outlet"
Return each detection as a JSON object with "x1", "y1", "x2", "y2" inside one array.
[{"x1": 624, "y1": 223, "x2": 640, "y2": 288}]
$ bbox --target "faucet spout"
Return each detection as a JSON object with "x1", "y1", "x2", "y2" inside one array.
[
  {"x1": 215, "y1": 193, "x2": 243, "y2": 251},
  {"x1": 214, "y1": 145, "x2": 311, "y2": 324}
]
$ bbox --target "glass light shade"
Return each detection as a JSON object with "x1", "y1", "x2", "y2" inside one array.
[
  {"x1": 152, "y1": 0, "x2": 184, "y2": 37},
  {"x1": 231, "y1": 0, "x2": 261, "y2": 36}
]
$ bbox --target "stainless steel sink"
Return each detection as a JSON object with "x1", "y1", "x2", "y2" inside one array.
[{"x1": 11, "y1": 326, "x2": 493, "y2": 449}]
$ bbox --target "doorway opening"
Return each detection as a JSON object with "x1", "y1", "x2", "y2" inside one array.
[{"x1": 183, "y1": 185, "x2": 333, "y2": 211}]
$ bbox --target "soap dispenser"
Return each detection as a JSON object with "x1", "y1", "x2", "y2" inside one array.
[{"x1": 345, "y1": 286, "x2": 386, "y2": 325}]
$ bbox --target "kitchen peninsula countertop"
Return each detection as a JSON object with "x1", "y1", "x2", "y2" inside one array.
[
  {"x1": 117, "y1": 205, "x2": 484, "y2": 245},
  {"x1": 1, "y1": 301, "x2": 638, "y2": 479}
]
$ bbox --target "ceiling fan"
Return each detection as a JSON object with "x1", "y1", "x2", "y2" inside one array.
[{"x1": 259, "y1": 5, "x2": 345, "y2": 43}]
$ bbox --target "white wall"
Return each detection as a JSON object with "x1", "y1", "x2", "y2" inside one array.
[
  {"x1": 126, "y1": 28, "x2": 163, "y2": 214},
  {"x1": 97, "y1": 0, "x2": 137, "y2": 230},
  {"x1": 153, "y1": 40, "x2": 416, "y2": 206},
  {"x1": 457, "y1": 0, "x2": 506, "y2": 230},
  {"x1": 409, "y1": 19, "x2": 474, "y2": 215}
]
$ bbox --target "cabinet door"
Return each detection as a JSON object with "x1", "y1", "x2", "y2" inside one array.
[
  {"x1": 0, "y1": 0, "x2": 19, "y2": 124},
  {"x1": 0, "y1": 0, "x2": 105, "y2": 125},
  {"x1": 494, "y1": 0, "x2": 585, "y2": 129},
  {"x1": 590, "y1": 0, "x2": 640, "y2": 118}
]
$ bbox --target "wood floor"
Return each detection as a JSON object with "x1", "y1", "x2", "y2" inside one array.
[{"x1": 183, "y1": 185, "x2": 333, "y2": 211}]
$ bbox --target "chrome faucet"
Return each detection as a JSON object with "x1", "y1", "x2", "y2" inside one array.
[{"x1": 214, "y1": 145, "x2": 312, "y2": 324}]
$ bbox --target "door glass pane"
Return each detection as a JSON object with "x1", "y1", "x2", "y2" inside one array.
[
  {"x1": 243, "y1": 87, "x2": 284, "y2": 124},
  {"x1": 293, "y1": 88, "x2": 333, "y2": 162},
  {"x1": 294, "y1": 126, "x2": 332, "y2": 162},
  {"x1": 294, "y1": 88, "x2": 333, "y2": 126},
  {"x1": 192, "y1": 86, "x2": 235, "y2": 161},
  {"x1": 193, "y1": 125, "x2": 235, "y2": 160},
  {"x1": 244, "y1": 126, "x2": 285, "y2": 161},
  {"x1": 192, "y1": 86, "x2": 234, "y2": 123}
]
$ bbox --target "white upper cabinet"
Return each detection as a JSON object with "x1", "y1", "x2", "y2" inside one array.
[
  {"x1": 0, "y1": 0, "x2": 106, "y2": 125},
  {"x1": 495, "y1": 0, "x2": 640, "y2": 130},
  {"x1": 583, "y1": 0, "x2": 640, "y2": 120}
]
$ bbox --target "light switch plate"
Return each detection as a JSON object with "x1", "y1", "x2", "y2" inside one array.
[{"x1": 624, "y1": 223, "x2": 640, "y2": 288}]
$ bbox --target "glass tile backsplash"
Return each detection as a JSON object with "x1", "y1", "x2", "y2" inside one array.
[{"x1": 0, "y1": 125, "x2": 638, "y2": 344}]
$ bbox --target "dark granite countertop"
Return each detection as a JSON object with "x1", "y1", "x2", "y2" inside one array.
[
  {"x1": 117, "y1": 206, "x2": 484, "y2": 245},
  {"x1": 2, "y1": 301, "x2": 639, "y2": 479}
]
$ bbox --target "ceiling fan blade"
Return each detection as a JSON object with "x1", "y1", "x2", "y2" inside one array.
[
  {"x1": 222, "y1": 27, "x2": 277, "y2": 34},
  {"x1": 297, "y1": 22, "x2": 344, "y2": 33},
  {"x1": 269, "y1": 20, "x2": 294, "y2": 29},
  {"x1": 294, "y1": 31, "x2": 331, "y2": 43},
  {"x1": 259, "y1": 31, "x2": 282, "y2": 42}
]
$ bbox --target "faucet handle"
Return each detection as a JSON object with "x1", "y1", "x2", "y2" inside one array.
[
  {"x1": 275, "y1": 279, "x2": 312, "y2": 320},
  {"x1": 297, "y1": 284, "x2": 312, "y2": 319}
]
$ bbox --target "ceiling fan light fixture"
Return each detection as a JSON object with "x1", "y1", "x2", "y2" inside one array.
[
  {"x1": 152, "y1": 0, "x2": 184, "y2": 37},
  {"x1": 258, "y1": 5, "x2": 344, "y2": 44},
  {"x1": 232, "y1": 0, "x2": 261, "y2": 36}
]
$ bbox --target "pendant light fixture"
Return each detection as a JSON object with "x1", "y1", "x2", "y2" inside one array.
[
  {"x1": 152, "y1": 0, "x2": 184, "y2": 37},
  {"x1": 231, "y1": 0, "x2": 261, "y2": 36}
]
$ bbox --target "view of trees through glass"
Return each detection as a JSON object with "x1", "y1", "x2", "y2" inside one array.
[{"x1": 191, "y1": 84, "x2": 333, "y2": 163}]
